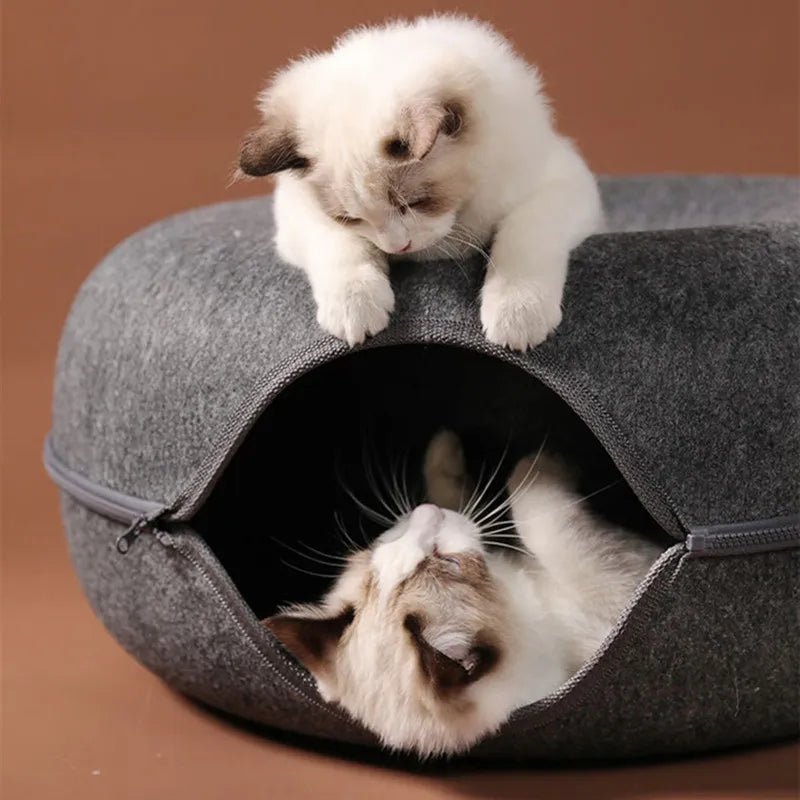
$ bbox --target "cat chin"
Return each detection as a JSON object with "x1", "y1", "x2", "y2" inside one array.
[{"x1": 372, "y1": 696, "x2": 511, "y2": 758}]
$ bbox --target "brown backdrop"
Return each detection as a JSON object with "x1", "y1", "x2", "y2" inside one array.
[{"x1": 3, "y1": 1, "x2": 798, "y2": 798}]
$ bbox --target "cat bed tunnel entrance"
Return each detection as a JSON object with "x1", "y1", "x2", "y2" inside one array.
[
  {"x1": 46, "y1": 177, "x2": 799, "y2": 760},
  {"x1": 193, "y1": 344, "x2": 667, "y2": 619}
]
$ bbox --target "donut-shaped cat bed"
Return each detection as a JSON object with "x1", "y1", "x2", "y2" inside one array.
[{"x1": 46, "y1": 176, "x2": 799, "y2": 761}]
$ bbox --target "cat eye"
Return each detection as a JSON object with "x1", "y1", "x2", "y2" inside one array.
[
  {"x1": 402, "y1": 196, "x2": 435, "y2": 214},
  {"x1": 333, "y1": 214, "x2": 362, "y2": 226},
  {"x1": 436, "y1": 552, "x2": 461, "y2": 570}
]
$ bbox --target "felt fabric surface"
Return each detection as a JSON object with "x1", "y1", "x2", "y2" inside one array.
[
  {"x1": 61, "y1": 495, "x2": 799, "y2": 760},
  {"x1": 49, "y1": 175, "x2": 800, "y2": 760},
  {"x1": 51, "y1": 177, "x2": 800, "y2": 532}
]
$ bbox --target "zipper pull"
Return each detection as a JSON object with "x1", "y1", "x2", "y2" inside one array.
[{"x1": 116, "y1": 512, "x2": 172, "y2": 554}]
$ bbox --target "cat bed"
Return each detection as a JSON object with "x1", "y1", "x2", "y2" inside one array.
[{"x1": 46, "y1": 176, "x2": 799, "y2": 761}]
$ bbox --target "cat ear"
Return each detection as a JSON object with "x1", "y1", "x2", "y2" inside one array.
[
  {"x1": 238, "y1": 117, "x2": 309, "y2": 177},
  {"x1": 384, "y1": 99, "x2": 466, "y2": 162},
  {"x1": 424, "y1": 429, "x2": 473, "y2": 511},
  {"x1": 404, "y1": 615, "x2": 499, "y2": 695},
  {"x1": 263, "y1": 607, "x2": 354, "y2": 678}
]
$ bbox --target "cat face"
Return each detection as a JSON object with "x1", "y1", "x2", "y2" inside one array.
[
  {"x1": 304, "y1": 100, "x2": 472, "y2": 255},
  {"x1": 264, "y1": 503, "x2": 512, "y2": 756},
  {"x1": 238, "y1": 38, "x2": 480, "y2": 256}
]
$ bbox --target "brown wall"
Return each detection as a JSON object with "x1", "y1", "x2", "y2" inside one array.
[
  {"x1": 2, "y1": 3, "x2": 798, "y2": 798},
  {"x1": 3, "y1": 0, "x2": 799, "y2": 365}
]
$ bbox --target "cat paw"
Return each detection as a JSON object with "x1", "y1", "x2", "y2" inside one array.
[
  {"x1": 426, "y1": 430, "x2": 467, "y2": 480},
  {"x1": 536, "y1": 452, "x2": 577, "y2": 486},
  {"x1": 480, "y1": 276, "x2": 562, "y2": 351},
  {"x1": 424, "y1": 430, "x2": 473, "y2": 511},
  {"x1": 507, "y1": 452, "x2": 576, "y2": 495},
  {"x1": 315, "y1": 267, "x2": 395, "y2": 346},
  {"x1": 507, "y1": 457, "x2": 536, "y2": 496}
]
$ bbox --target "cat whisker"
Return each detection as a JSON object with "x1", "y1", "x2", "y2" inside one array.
[
  {"x1": 460, "y1": 462, "x2": 487, "y2": 517},
  {"x1": 357, "y1": 516, "x2": 371, "y2": 547},
  {"x1": 481, "y1": 478, "x2": 625, "y2": 535},
  {"x1": 340, "y1": 483, "x2": 395, "y2": 526},
  {"x1": 479, "y1": 520, "x2": 528, "y2": 535},
  {"x1": 334, "y1": 511, "x2": 367, "y2": 554},
  {"x1": 279, "y1": 560, "x2": 339, "y2": 580},
  {"x1": 472, "y1": 464, "x2": 536, "y2": 527},
  {"x1": 464, "y1": 441, "x2": 510, "y2": 520},
  {"x1": 483, "y1": 541, "x2": 535, "y2": 558},
  {"x1": 473, "y1": 434, "x2": 550, "y2": 527},
  {"x1": 296, "y1": 541, "x2": 350, "y2": 562},
  {"x1": 397, "y1": 449, "x2": 417, "y2": 515},
  {"x1": 447, "y1": 226, "x2": 497, "y2": 273},
  {"x1": 467, "y1": 435, "x2": 511, "y2": 527},
  {"x1": 388, "y1": 449, "x2": 413, "y2": 516},
  {"x1": 362, "y1": 438, "x2": 405, "y2": 521},
  {"x1": 431, "y1": 237, "x2": 473, "y2": 285},
  {"x1": 271, "y1": 537, "x2": 348, "y2": 567},
  {"x1": 335, "y1": 452, "x2": 395, "y2": 526}
]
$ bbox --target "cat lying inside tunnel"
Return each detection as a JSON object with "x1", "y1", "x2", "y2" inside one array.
[{"x1": 263, "y1": 430, "x2": 662, "y2": 757}]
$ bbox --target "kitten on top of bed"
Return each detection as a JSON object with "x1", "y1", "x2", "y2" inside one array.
[
  {"x1": 238, "y1": 15, "x2": 602, "y2": 350},
  {"x1": 263, "y1": 432, "x2": 661, "y2": 757}
]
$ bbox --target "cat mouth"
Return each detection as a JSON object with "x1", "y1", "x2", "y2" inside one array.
[{"x1": 383, "y1": 239, "x2": 413, "y2": 255}]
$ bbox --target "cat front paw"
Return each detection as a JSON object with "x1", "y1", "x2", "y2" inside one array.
[
  {"x1": 480, "y1": 275, "x2": 562, "y2": 351},
  {"x1": 507, "y1": 451, "x2": 577, "y2": 495},
  {"x1": 315, "y1": 266, "x2": 395, "y2": 346}
]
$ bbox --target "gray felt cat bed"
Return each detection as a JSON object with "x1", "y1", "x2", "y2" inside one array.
[{"x1": 46, "y1": 176, "x2": 799, "y2": 761}]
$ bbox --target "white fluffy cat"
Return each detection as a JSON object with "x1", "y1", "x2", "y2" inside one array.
[
  {"x1": 264, "y1": 432, "x2": 661, "y2": 757},
  {"x1": 239, "y1": 15, "x2": 602, "y2": 350}
]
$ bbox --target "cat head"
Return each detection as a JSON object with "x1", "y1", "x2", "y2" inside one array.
[
  {"x1": 238, "y1": 21, "x2": 483, "y2": 255},
  {"x1": 263, "y1": 432, "x2": 524, "y2": 757}
]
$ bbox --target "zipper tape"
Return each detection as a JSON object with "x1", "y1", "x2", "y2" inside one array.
[
  {"x1": 44, "y1": 437, "x2": 167, "y2": 523},
  {"x1": 686, "y1": 513, "x2": 800, "y2": 556},
  {"x1": 43, "y1": 437, "x2": 170, "y2": 553},
  {"x1": 44, "y1": 435, "x2": 799, "y2": 558}
]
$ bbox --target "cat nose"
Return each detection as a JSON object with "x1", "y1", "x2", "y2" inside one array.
[{"x1": 408, "y1": 504, "x2": 444, "y2": 552}]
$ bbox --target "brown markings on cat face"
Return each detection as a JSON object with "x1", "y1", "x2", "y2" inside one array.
[
  {"x1": 238, "y1": 123, "x2": 310, "y2": 177},
  {"x1": 299, "y1": 97, "x2": 472, "y2": 233},
  {"x1": 310, "y1": 170, "x2": 458, "y2": 231},
  {"x1": 263, "y1": 606, "x2": 354, "y2": 676},
  {"x1": 388, "y1": 183, "x2": 456, "y2": 217},
  {"x1": 262, "y1": 530, "x2": 505, "y2": 731},
  {"x1": 390, "y1": 550, "x2": 504, "y2": 699},
  {"x1": 382, "y1": 98, "x2": 468, "y2": 162},
  {"x1": 404, "y1": 613, "x2": 500, "y2": 698}
]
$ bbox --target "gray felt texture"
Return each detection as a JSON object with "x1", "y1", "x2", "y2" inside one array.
[
  {"x1": 52, "y1": 176, "x2": 800, "y2": 530},
  {"x1": 61, "y1": 495, "x2": 799, "y2": 760},
  {"x1": 50, "y1": 175, "x2": 800, "y2": 760}
]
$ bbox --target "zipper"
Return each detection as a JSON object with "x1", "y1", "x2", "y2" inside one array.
[
  {"x1": 115, "y1": 514, "x2": 176, "y2": 554},
  {"x1": 46, "y1": 435, "x2": 799, "y2": 559},
  {"x1": 686, "y1": 513, "x2": 800, "y2": 557},
  {"x1": 44, "y1": 437, "x2": 172, "y2": 553}
]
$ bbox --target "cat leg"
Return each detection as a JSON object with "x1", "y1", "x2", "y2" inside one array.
[
  {"x1": 274, "y1": 176, "x2": 394, "y2": 346},
  {"x1": 480, "y1": 140, "x2": 602, "y2": 351},
  {"x1": 506, "y1": 451, "x2": 600, "y2": 579},
  {"x1": 507, "y1": 453, "x2": 660, "y2": 599},
  {"x1": 423, "y1": 430, "x2": 473, "y2": 511}
]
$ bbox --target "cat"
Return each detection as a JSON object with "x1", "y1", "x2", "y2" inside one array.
[
  {"x1": 264, "y1": 431, "x2": 662, "y2": 757},
  {"x1": 238, "y1": 15, "x2": 602, "y2": 350}
]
